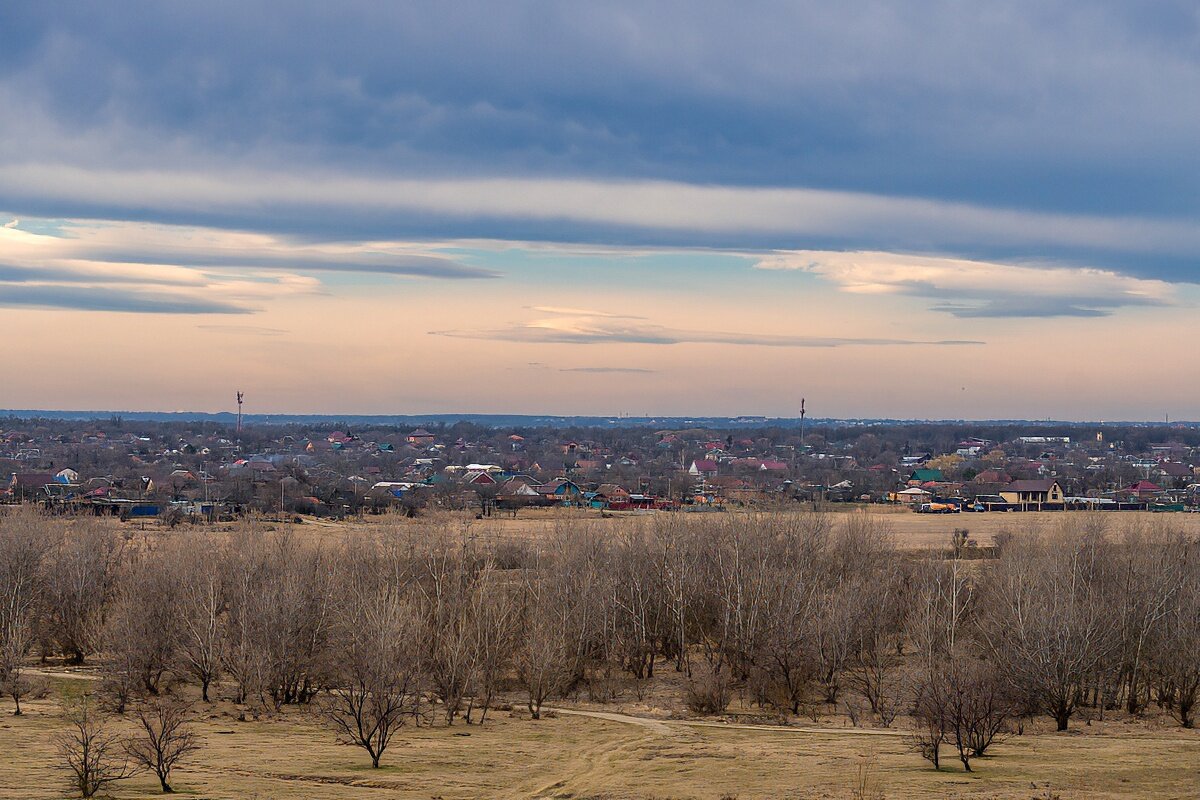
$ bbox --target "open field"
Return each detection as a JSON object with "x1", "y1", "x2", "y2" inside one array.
[
  {"x1": 4, "y1": 681, "x2": 1200, "y2": 800},
  {"x1": 193, "y1": 506, "x2": 1200, "y2": 552}
]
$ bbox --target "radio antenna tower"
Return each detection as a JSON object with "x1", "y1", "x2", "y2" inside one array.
[
  {"x1": 236, "y1": 391, "x2": 244, "y2": 434},
  {"x1": 798, "y1": 398, "x2": 806, "y2": 461}
]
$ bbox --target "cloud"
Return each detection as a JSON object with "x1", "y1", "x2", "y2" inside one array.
[
  {"x1": 529, "y1": 306, "x2": 646, "y2": 319},
  {"x1": 0, "y1": 2, "x2": 1197, "y2": 321},
  {"x1": 0, "y1": 217, "x2": 496, "y2": 315},
  {"x1": 5, "y1": 167, "x2": 1200, "y2": 276},
  {"x1": 1, "y1": 219, "x2": 497, "y2": 280},
  {"x1": 0, "y1": 285, "x2": 251, "y2": 314},
  {"x1": 432, "y1": 309, "x2": 981, "y2": 347},
  {"x1": 559, "y1": 367, "x2": 657, "y2": 374},
  {"x1": 756, "y1": 250, "x2": 1180, "y2": 318},
  {"x1": 196, "y1": 324, "x2": 289, "y2": 336},
  {"x1": 4, "y1": 3, "x2": 1200, "y2": 223}
]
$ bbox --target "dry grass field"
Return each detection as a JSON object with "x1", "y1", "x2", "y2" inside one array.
[
  {"x1": 4, "y1": 676, "x2": 1200, "y2": 800},
  {"x1": 257, "y1": 506, "x2": 1200, "y2": 552}
]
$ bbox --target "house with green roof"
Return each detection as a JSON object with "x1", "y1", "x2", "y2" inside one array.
[{"x1": 908, "y1": 468, "x2": 944, "y2": 484}]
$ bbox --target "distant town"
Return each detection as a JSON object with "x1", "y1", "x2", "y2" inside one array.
[{"x1": 4, "y1": 412, "x2": 1198, "y2": 520}]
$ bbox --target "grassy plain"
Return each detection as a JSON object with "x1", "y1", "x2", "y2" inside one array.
[{"x1": 4, "y1": 681, "x2": 1200, "y2": 800}]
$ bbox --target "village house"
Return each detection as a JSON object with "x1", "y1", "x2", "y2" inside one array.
[
  {"x1": 907, "y1": 468, "x2": 944, "y2": 485},
  {"x1": 590, "y1": 483, "x2": 631, "y2": 509},
  {"x1": 6, "y1": 472, "x2": 62, "y2": 501},
  {"x1": 1157, "y1": 462, "x2": 1194, "y2": 488},
  {"x1": 541, "y1": 477, "x2": 583, "y2": 505},
  {"x1": 999, "y1": 479, "x2": 1065, "y2": 510},
  {"x1": 496, "y1": 477, "x2": 541, "y2": 506},
  {"x1": 1124, "y1": 480, "x2": 1164, "y2": 500},
  {"x1": 461, "y1": 470, "x2": 497, "y2": 486},
  {"x1": 890, "y1": 486, "x2": 932, "y2": 505},
  {"x1": 406, "y1": 428, "x2": 436, "y2": 447}
]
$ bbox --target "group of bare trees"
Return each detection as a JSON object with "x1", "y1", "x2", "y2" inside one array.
[
  {"x1": 54, "y1": 695, "x2": 198, "y2": 797},
  {"x1": 908, "y1": 519, "x2": 1200, "y2": 769},
  {"x1": 4, "y1": 506, "x2": 1200, "y2": 782}
]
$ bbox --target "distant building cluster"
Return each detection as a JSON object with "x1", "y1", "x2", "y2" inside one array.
[{"x1": 3, "y1": 419, "x2": 1199, "y2": 519}]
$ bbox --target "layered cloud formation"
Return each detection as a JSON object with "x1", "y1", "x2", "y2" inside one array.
[
  {"x1": 1, "y1": 3, "x2": 1197, "y2": 416},
  {"x1": 433, "y1": 307, "x2": 981, "y2": 347},
  {"x1": 757, "y1": 252, "x2": 1178, "y2": 318},
  {"x1": 0, "y1": 219, "x2": 492, "y2": 314}
]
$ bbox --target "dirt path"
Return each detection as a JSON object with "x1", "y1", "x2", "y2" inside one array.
[
  {"x1": 546, "y1": 706, "x2": 674, "y2": 733},
  {"x1": 547, "y1": 706, "x2": 904, "y2": 737},
  {"x1": 27, "y1": 668, "x2": 100, "y2": 682},
  {"x1": 528, "y1": 709, "x2": 666, "y2": 798}
]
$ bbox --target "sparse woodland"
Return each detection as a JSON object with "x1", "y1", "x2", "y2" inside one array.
[{"x1": 2, "y1": 506, "x2": 1200, "y2": 795}]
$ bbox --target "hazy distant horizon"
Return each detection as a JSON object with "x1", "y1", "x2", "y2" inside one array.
[{"x1": 1, "y1": 408, "x2": 1194, "y2": 428}]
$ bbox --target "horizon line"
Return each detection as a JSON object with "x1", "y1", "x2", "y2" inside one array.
[{"x1": 0, "y1": 409, "x2": 1194, "y2": 427}]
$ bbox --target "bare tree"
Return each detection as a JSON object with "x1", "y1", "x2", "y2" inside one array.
[
  {"x1": 170, "y1": 543, "x2": 223, "y2": 702},
  {"x1": 1152, "y1": 540, "x2": 1200, "y2": 727},
  {"x1": 323, "y1": 585, "x2": 423, "y2": 767},
  {"x1": 420, "y1": 535, "x2": 480, "y2": 725},
  {"x1": 1106, "y1": 524, "x2": 1184, "y2": 714},
  {"x1": 125, "y1": 698, "x2": 200, "y2": 793},
  {"x1": 651, "y1": 516, "x2": 701, "y2": 674},
  {"x1": 908, "y1": 556, "x2": 974, "y2": 666},
  {"x1": 55, "y1": 696, "x2": 137, "y2": 798},
  {"x1": 513, "y1": 553, "x2": 574, "y2": 719},
  {"x1": 605, "y1": 528, "x2": 667, "y2": 689},
  {"x1": 467, "y1": 562, "x2": 516, "y2": 724},
  {"x1": 936, "y1": 656, "x2": 1015, "y2": 771},
  {"x1": 220, "y1": 530, "x2": 269, "y2": 705},
  {"x1": 978, "y1": 530, "x2": 1115, "y2": 731},
  {"x1": 221, "y1": 527, "x2": 335, "y2": 709},
  {"x1": 44, "y1": 524, "x2": 121, "y2": 664},
  {"x1": 0, "y1": 510, "x2": 47, "y2": 714},
  {"x1": 103, "y1": 554, "x2": 179, "y2": 709},
  {"x1": 258, "y1": 533, "x2": 337, "y2": 707},
  {"x1": 908, "y1": 674, "x2": 946, "y2": 770},
  {"x1": 846, "y1": 559, "x2": 906, "y2": 715}
]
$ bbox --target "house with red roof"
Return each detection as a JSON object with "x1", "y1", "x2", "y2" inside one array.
[
  {"x1": 462, "y1": 470, "x2": 497, "y2": 486},
  {"x1": 406, "y1": 428, "x2": 436, "y2": 446},
  {"x1": 973, "y1": 470, "x2": 1010, "y2": 484},
  {"x1": 1125, "y1": 480, "x2": 1163, "y2": 499}
]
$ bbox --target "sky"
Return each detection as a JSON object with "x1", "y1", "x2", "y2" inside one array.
[{"x1": 1, "y1": 2, "x2": 1197, "y2": 420}]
